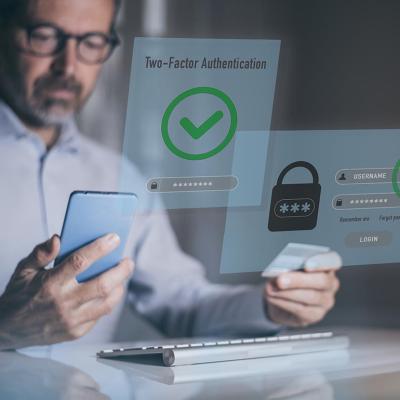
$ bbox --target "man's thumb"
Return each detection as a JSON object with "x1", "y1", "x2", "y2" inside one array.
[
  {"x1": 304, "y1": 251, "x2": 342, "y2": 272},
  {"x1": 24, "y1": 235, "x2": 61, "y2": 270}
]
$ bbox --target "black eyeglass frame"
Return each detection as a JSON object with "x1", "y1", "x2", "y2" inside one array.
[{"x1": 16, "y1": 22, "x2": 121, "y2": 65}]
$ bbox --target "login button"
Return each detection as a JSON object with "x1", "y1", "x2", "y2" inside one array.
[{"x1": 345, "y1": 231, "x2": 393, "y2": 248}]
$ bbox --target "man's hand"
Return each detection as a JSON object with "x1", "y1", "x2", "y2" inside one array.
[
  {"x1": 0, "y1": 234, "x2": 134, "y2": 350},
  {"x1": 264, "y1": 254, "x2": 341, "y2": 327}
]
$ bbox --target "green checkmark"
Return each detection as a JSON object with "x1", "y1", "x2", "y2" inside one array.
[
  {"x1": 180, "y1": 111, "x2": 224, "y2": 140},
  {"x1": 162, "y1": 87, "x2": 238, "y2": 160}
]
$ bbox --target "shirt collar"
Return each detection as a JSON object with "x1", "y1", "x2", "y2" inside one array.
[{"x1": 0, "y1": 100, "x2": 81, "y2": 154}]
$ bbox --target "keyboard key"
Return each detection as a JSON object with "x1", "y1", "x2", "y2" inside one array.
[{"x1": 278, "y1": 336, "x2": 289, "y2": 341}]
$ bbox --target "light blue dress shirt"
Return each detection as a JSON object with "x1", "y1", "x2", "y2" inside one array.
[{"x1": 0, "y1": 101, "x2": 280, "y2": 344}]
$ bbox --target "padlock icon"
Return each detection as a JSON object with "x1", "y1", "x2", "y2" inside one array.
[
  {"x1": 268, "y1": 161, "x2": 321, "y2": 232},
  {"x1": 150, "y1": 182, "x2": 158, "y2": 190}
]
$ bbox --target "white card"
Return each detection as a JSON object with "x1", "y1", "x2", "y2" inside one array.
[{"x1": 261, "y1": 243, "x2": 330, "y2": 278}]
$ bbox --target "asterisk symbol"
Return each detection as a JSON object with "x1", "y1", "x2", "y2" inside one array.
[
  {"x1": 301, "y1": 202, "x2": 311, "y2": 213},
  {"x1": 291, "y1": 203, "x2": 300, "y2": 213},
  {"x1": 279, "y1": 203, "x2": 289, "y2": 214}
]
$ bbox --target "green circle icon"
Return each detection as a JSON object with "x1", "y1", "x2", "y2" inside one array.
[
  {"x1": 161, "y1": 87, "x2": 238, "y2": 160},
  {"x1": 392, "y1": 159, "x2": 400, "y2": 198}
]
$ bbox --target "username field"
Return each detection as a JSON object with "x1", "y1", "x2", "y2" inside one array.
[{"x1": 336, "y1": 168, "x2": 397, "y2": 185}]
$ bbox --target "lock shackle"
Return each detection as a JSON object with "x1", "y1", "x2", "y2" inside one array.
[{"x1": 277, "y1": 161, "x2": 319, "y2": 185}]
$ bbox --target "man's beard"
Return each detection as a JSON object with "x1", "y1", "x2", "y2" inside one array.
[
  {"x1": 30, "y1": 74, "x2": 84, "y2": 125},
  {"x1": 1, "y1": 70, "x2": 84, "y2": 127}
]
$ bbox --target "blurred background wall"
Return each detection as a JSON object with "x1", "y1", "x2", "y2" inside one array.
[{"x1": 77, "y1": 0, "x2": 400, "y2": 337}]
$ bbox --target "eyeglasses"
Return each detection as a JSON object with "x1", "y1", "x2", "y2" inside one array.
[{"x1": 16, "y1": 23, "x2": 120, "y2": 65}]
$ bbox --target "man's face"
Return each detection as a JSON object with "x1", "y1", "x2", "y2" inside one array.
[{"x1": 0, "y1": 0, "x2": 115, "y2": 126}]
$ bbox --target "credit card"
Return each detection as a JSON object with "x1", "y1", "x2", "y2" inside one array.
[{"x1": 261, "y1": 243, "x2": 330, "y2": 278}]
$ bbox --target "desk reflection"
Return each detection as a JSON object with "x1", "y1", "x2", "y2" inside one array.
[
  {"x1": 0, "y1": 347, "x2": 349, "y2": 400},
  {"x1": 0, "y1": 351, "x2": 109, "y2": 400},
  {"x1": 98, "y1": 350, "x2": 349, "y2": 399},
  {"x1": 3, "y1": 329, "x2": 400, "y2": 400}
]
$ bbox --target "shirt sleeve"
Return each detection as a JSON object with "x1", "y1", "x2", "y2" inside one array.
[{"x1": 127, "y1": 209, "x2": 282, "y2": 338}]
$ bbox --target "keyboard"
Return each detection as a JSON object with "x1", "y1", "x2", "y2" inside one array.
[{"x1": 97, "y1": 332, "x2": 349, "y2": 367}]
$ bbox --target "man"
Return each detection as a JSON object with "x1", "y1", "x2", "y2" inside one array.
[{"x1": 0, "y1": 0, "x2": 340, "y2": 349}]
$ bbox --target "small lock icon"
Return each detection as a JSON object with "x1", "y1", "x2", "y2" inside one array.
[
  {"x1": 150, "y1": 182, "x2": 158, "y2": 190},
  {"x1": 268, "y1": 161, "x2": 321, "y2": 232}
]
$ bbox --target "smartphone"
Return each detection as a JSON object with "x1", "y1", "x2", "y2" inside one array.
[{"x1": 54, "y1": 191, "x2": 138, "y2": 283}]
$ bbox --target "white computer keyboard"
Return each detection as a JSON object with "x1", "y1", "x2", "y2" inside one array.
[{"x1": 97, "y1": 332, "x2": 349, "y2": 367}]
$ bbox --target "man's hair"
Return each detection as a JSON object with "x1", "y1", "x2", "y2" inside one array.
[
  {"x1": 0, "y1": 0, "x2": 25, "y2": 23},
  {"x1": 0, "y1": 0, "x2": 122, "y2": 30},
  {"x1": 113, "y1": 0, "x2": 122, "y2": 32}
]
